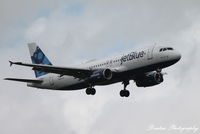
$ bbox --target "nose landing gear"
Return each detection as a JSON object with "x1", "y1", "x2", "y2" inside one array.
[{"x1": 120, "y1": 81, "x2": 130, "y2": 97}]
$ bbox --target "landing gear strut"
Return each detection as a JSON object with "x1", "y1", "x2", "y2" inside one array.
[
  {"x1": 86, "y1": 87, "x2": 96, "y2": 95},
  {"x1": 120, "y1": 81, "x2": 130, "y2": 97},
  {"x1": 156, "y1": 68, "x2": 162, "y2": 73}
]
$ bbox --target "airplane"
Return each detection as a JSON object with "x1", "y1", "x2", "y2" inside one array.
[{"x1": 4, "y1": 43, "x2": 181, "y2": 97}]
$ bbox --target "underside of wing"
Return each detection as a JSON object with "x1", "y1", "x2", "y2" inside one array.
[{"x1": 4, "y1": 78, "x2": 43, "y2": 83}]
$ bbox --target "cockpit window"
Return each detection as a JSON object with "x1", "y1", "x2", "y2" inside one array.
[
  {"x1": 167, "y1": 47, "x2": 173, "y2": 50},
  {"x1": 159, "y1": 47, "x2": 174, "y2": 52},
  {"x1": 163, "y1": 48, "x2": 167, "y2": 51}
]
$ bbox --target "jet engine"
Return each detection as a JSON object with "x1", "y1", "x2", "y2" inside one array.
[
  {"x1": 136, "y1": 72, "x2": 163, "y2": 87},
  {"x1": 87, "y1": 69, "x2": 113, "y2": 83}
]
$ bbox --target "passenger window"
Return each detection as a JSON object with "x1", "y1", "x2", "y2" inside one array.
[{"x1": 163, "y1": 48, "x2": 167, "y2": 51}]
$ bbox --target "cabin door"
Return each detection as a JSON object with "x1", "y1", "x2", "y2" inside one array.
[{"x1": 147, "y1": 46, "x2": 155, "y2": 60}]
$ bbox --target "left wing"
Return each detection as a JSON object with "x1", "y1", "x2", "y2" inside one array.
[
  {"x1": 9, "y1": 61, "x2": 93, "y2": 79},
  {"x1": 4, "y1": 78, "x2": 43, "y2": 83}
]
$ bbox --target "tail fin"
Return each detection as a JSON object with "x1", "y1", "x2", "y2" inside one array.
[{"x1": 28, "y1": 43, "x2": 52, "y2": 78}]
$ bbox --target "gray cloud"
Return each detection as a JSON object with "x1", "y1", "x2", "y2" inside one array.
[{"x1": 1, "y1": 0, "x2": 200, "y2": 134}]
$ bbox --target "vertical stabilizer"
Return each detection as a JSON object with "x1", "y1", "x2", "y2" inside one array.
[{"x1": 28, "y1": 43, "x2": 52, "y2": 78}]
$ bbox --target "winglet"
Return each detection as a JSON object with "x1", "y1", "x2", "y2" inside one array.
[{"x1": 9, "y1": 61, "x2": 13, "y2": 67}]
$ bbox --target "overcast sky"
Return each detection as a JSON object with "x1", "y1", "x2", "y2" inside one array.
[{"x1": 0, "y1": 0, "x2": 200, "y2": 134}]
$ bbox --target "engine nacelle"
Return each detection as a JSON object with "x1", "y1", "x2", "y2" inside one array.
[
  {"x1": 87, "y1": 69, "x2": 113, "y2": 84},
  {"x1": 136, "y1": 72, "x2": 163, "y2": 87}
]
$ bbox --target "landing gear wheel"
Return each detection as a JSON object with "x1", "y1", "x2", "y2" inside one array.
[
  {"x1": 124, "y1": 90, "x2": 130, "y2": 97},
  {"x1": 120, "y1": 90, "x2": 125, "y2": 97},
  {"x1": 86, "y1": 88, "x2": 91, "y2": 95},
  {"x1": 90, "y1": 88, "x2": 96, "y2": 95},
  {"x1": 120, "y1": 90, "x2": 130, "y2": 97},
  {"x1": 85, "y1": 87, "x2": 96, "y2": 95}
]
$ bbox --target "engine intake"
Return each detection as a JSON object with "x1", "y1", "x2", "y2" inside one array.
[{"x1": 136, "y1": 72, "x2": 163, "y2": 87}]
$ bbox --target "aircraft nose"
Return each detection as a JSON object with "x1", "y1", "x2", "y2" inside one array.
[{"x1": 175, "y1": 51, "x2": 181, "y2": 61}]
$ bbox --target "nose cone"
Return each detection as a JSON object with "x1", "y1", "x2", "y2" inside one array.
[
  {"x1": 175, "y1": 52, "x2": 181, "y2": 61},
  {"x1": 171, "y1": 51, "x2": 181, "y2": 64},
  {"x1": 167, "y1": 51, "x2": 181, "y2": 65}
]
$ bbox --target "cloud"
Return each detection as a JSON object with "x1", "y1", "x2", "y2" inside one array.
[{"x1": 1, "y1": 0, "x2": 200, "y2": 134}]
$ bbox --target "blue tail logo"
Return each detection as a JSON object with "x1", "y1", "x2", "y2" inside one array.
[{"x1": 31, "y1": 46, "x2": 52, "y2": 77}]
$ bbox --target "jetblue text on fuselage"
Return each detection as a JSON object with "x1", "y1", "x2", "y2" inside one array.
[{"x1": 120, "y1": 51, "x2": 146, "y2": 65}]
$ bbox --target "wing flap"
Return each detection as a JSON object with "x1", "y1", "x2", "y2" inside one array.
[{"x1": 4, "y1": 78, "x2": 43, "y2": 83}]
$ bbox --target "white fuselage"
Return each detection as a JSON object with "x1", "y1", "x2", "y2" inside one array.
[{"x1": 28, "y1": 45, "x2": 181, "y2": 90}]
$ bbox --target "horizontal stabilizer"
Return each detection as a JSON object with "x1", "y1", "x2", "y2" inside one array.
[{"x1": 4, "y1": 78, "x2": 43, "y2": 83}]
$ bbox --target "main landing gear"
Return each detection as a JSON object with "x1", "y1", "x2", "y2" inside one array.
[
  {"x1": 120, "y1": 81, "x2": 130, "y2": 97},
  {"x1": 85, "y1": 81, "x2": 131, "y2": 97},
  {"x1": 85, "y1": 87, "x2": 96, "y2": 95}
]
